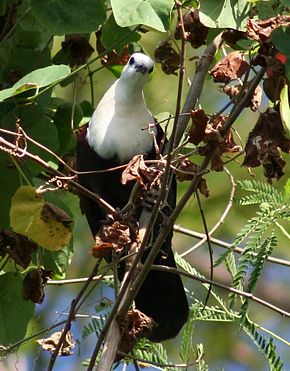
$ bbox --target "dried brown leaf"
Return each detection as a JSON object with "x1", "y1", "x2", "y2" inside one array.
[
  {"x1": 37, "y1": 330, "x2": 75, "y2": 356},
  {"x1": 23, "y1": 268, "x2": 52, "y2": 304},
  {"x1": 121, "y1": 155, "x2": 160, "y2": 188},
  {"x1": 90, "y1": 219, "x2": 137, "y2": 258},
  {"x1": 154, "y1": 40, "x2": 180, "y2": 75},
  {"x1": 247, "y1": 16, "x2": 290, "y2": 42},
  {"x1": 210, "y1": 51, "x2": 249, "y2": 83},
  {"x1": 188, "y1": 109, "x2": 208, "y2": 145},
  {"x1": 243, "y1": 109, "x2": 290, "y2": 182},
  {"x1": 0, "y1": 229, "x2": 38, "y2": 268},
  {"x1": 61, "y1": 34, "x2": 94, "y2": 67},
  {"x1": 116, "y1": 309, "x2": 156, "y2": 361},
  {"x1": 175, "y1": 8, "x2": 209, "y2": 49}
]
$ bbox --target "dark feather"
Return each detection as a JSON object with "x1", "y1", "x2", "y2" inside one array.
[{"x1": 76, "y1": 124, "x2": 189, "y2": 341}]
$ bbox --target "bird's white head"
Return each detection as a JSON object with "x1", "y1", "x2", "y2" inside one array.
[{"x1": 120, "y1": 53, "x2": 154, "y2": 87}]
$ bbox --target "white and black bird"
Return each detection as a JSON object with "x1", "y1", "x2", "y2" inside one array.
[{"x1": 76, "y1": 53, "x2": 189, "y2": 341}]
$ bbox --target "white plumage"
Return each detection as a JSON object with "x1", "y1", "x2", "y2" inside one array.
[{"x1": 86, "y1": 53, "x2": 156, "y2": 163}]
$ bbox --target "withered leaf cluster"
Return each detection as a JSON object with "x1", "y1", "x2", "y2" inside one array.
[
  {"x1": 223, "y1": 83, "x2": 262, "y2": 112},
  {"x1": 175, "y1": 9, "x2": 209, "y2": 49},
  {"x1": 61, "y1": 34, "x2": 94, "y2": 67},
  {"x1": 154, "y1": 40, "x2": 180, "y2": 75},
  {"x1": 247, "y1": 16, "x2": 290, "y2": 42},
  {"x1": 23, "y1": 268, "x2": 52, "y2": 304},
  {"x1": 188, "y1": 109, "x2": 241, "y2": 172},
  {"x1": 121, "y1": 155, "x2": 160, "y2": 189},
  {"x1": 0, "y1": 229, "x2": 37, "y2": 268},
  {"x1": 37, "y1": 330, "x2": 75, "y2": 356},
  {"x1": 90, "y1": 218, "x2": 137, "y2": 259},
  {"x1": 116, "y1": 309, "x2": 156, "y2": 360},
  {"x1": 243, "y1": 109, "x2": 290, "y2": 183},
  {"x1": 174, "y1": 159, "x2": 209, "y2": 198},
  {"x1": 210, "y1": 51, "x2": 249, "y2": 83}
]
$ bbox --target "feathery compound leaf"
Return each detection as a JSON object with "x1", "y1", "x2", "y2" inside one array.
[
  {"x1": 240, "y1": 234, "x2": 277, "y2": 317},
  {"x1": 215, "y1": 208, "x2": 272, "y2": 267},
  {"x1": 131, "y1": 339, "x2": 170, "y2": 368},
  {"x1": 237, "y1": 180, "x2": 284, "y2": 205},
  {"x1": 180, "y1": 305, "x2": 196, "y2": 364},
  {"x1": 242, "y1": 317, "x2": 283, "y2": 370},
  {"x1": 82, "y1": 314, "x2": 108, "y2": 340}
]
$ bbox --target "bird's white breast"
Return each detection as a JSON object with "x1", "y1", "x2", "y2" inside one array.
[{"x1": 87, "y1": 80, "x2": 156, "y2": 163}]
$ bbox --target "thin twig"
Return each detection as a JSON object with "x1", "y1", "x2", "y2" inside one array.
[
  {"x1": 181, "y1": 167, "x2": 236, "y2": 257},
  {"x1": 151, "y1": 265, "x2": 290, "y2": 318},
  {"x1": 47, "y1": 260, "x2": 101, "y2": 371},
  {"x1": 0, "y1": 135, "x2": 115, "y2": 214},
  {"x1": 174, "y1": 225, "x2": 290, "y2": 268},
  {"x1": 195, "y1": 190, "x2": 213, "y2": 310}
]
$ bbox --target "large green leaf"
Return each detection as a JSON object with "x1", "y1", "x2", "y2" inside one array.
[
  {"x1": 272, "y1": 26, "x2": 290, "y2": 58},
  {"x1": 111, "y1": 0, "x2": 174, "y2": 32},
  {"x1": 31, "y1": 0, "x2": 106, "y2": 35},
  {"x1": 199, "y1": 0, "x2": 249, "y2": 30},
  {"x1": 101, "y1": 14, "x2": 141, "y2": 54},
  {"x1": 0, "y1": 65, "x2": 71, "y2": 102},
  {"x1": 0, "y1": 272, "x2": 35, "y2": 346}
]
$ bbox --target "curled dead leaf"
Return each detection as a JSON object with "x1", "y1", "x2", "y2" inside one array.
[
  {"x1": 247, "y1": 16, "x2": 290, "y2": 42},
  {"x1": 188, "y1": 109, "x2": 208, "y2": 145},
  {"x1": 0, "y1": 229, "x2": 37, "y2": 268},
  {"x1": 175, "y1": 8, "x2": 209, "y2": 49},
  {"x1": 61, "y1": 34, "x2": 94, "y2": 67},
  {"x1": 174, "y1": 159, "x2": 209, "y2": 197},
  {"x1": 154, "y1": 40, "x2": 180, "y2": 75},
  {"x1": 210, "y1": 51, "x2": 249, "y2": 83},
  {"x1": 121, "y1": 155, "x2": 160, "y2": 188},
  {"x1": 90, "y1": 218, "x2": 138, "y2": 258},
  {"x1": 223, "y1": 83, "x2": 262, "y2": 112},
  {"x1": 37, "y1": 330, "x2": 75, "y2": 356},
  {"x1": 23, "y1": 268, "x2": 52, "y2": 304},
  {"x1": 116, "y1": 309, "x2": 156, "y2": 361},
  {"x1": 243, "y1": 108, "x2": 290, "y2": 182}
]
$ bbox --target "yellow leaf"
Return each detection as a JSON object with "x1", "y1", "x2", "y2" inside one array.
[{"x1": 10, "y1": 186, "x2": 72, "y2": 251}]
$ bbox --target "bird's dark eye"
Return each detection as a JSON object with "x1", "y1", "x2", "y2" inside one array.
[
  {"x1": 148, "y1": 66, "x2": 154, "y2": 74},
  {"x1": 129, "y1": 57, "x2": 135, "y2": 65}
]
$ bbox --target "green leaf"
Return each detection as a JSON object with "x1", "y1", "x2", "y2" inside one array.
[
  {"x1": 0, "y1": 272, "x2": 35, "y2": 346},
  {"x1": 199, "y1": 0, "x2": 249, "y2": 30},
  {"x1": 284, "y1": 179, "x2": 290, "y2": 199},
  {"x1": 53, "y1": 102, "x2": 81, "y2": 156},
  {"x1": 281, "y1": 0, "x2": 290, "y2": 7},
  {"x1": 31, "y1": 0, "x2": 106, "y2": 35},
  {"x1": 279, "y1": 84, "x2": 290, "y2": 139},
  {"x1": 111, "y1": 0, "x2": 174, "y2": 32},
  {"x1": 101, "y1": 14, "x2": 141, "y2": 54},
  {"x1": 0, "y1": 65, "x2": 71, "y2": 102},
  {"x1": 271, "y1": 27, "x2": 290, "y2": 59},
  {"x1": 0, "y1": 152, "x2": 21, "y2": 229}
]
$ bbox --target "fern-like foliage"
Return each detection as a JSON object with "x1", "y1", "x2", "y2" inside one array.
[
  {"x1": 214, "y1": 180, "x2": 289, "y2": 309},
  {"x1": 236, "y1": 180, "x2": 284, "y2": 205},
  {"x1": 130, "y1": 339, "x2": 171, "y2": 369},
  {"x1": 242, "y1": 316, "x2": 283, "y2": 371}
]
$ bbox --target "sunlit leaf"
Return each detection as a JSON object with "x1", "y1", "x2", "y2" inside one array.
[
  {"x1": 279, "y1": 84, "x2": 290, "y2": 139},
  {"x1": 10, "y1": 186, "x2": 72, "y2": 251},
  {"x1": 111, "y1": 0, "x2": 174, "y2": 32}
]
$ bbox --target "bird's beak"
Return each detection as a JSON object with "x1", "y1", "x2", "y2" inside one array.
[{"x1": 134, "y1": 63, "x2": 147, "y2": 74}]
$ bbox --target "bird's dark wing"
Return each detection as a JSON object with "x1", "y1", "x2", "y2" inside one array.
[{"x1": 76, "y1": 124, "x2": 189, "y2": 341}]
